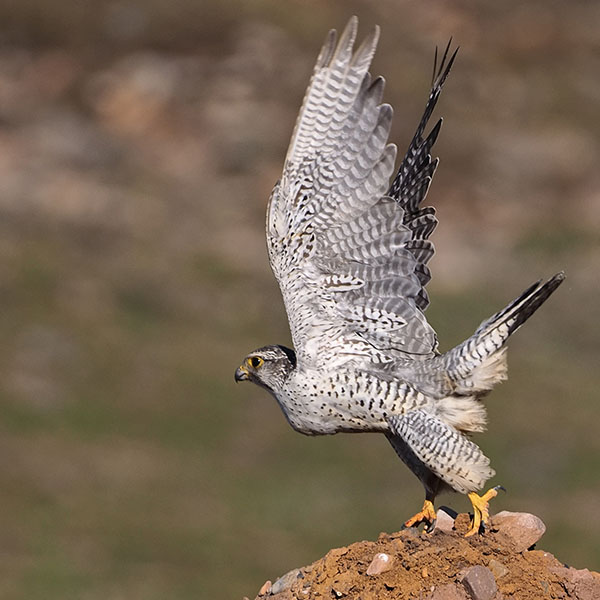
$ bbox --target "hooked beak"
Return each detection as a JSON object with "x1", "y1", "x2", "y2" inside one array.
[{"x1": 234, "y1": 365, "x2": 250, "y2": 382}]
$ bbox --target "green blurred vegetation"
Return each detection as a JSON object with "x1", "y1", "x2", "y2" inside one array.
[{"x1": 0, "y1": 1, "x2": 598, "y2": 599}]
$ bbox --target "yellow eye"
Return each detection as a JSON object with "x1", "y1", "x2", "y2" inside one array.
[{"x1": 247, "y1": 356, "x2": 264, "y2": 369}]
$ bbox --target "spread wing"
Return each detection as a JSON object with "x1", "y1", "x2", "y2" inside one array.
[{"x1": 267, "y1": 17, "x2": 456, "y2": 369}]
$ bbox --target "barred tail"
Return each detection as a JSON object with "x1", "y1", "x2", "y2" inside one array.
[{"x1": 443, "y1": 272, "x2": 565, "y2": 395}]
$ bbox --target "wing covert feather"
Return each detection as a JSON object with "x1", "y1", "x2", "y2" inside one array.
[{"x1": 267, "y1": 18, "x2": 455, "y2": 368}]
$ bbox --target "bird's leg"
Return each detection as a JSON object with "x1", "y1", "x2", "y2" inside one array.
[
  {"x1": 404, "y1": 496, "x2": 437, "y2": 532},
  {"x1": 465, "y1": 485, "x2": 505, "y2": 537}
]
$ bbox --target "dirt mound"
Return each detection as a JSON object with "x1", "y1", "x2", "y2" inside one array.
[{"x1": 250, "y1": 510, "x2": 600, "y2": 600}]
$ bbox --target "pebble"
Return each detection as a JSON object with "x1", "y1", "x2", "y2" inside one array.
[
  {"x1": 487, "y1": 558, "x2": 509, "y2": 579},
  {"x1": 427, "y1": 583, "x2": 469, "y2": 599},
  {"x1": 551, "y1": 565, "x2": 600, "y2": 600},
  {"x1": 460, "y1": 565, "x2": 498, "y2": 600},
  {"x1": 270, "y1": 568, "x2": 302, "y2": 595},
  {"x1": 492, "y1": 511, "x2": 546, "y2": 552},
  {"x1": 258, "y1": 580, "x2": 272, "y2": 596},
  {"x1": 433, "y1": 506, "x2": 457, "y2": 533},
  {"x1": 366, "y1": 552, "x2": 393, "y2": 575}
]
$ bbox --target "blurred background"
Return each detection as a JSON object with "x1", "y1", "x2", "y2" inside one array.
[{"x1": 0, "y1": 0, "x2": 598, "y2": 598}]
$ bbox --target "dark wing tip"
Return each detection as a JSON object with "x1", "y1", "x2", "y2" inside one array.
[
  {"x1": 545, "y1": 271, "x2": 566, "y2": 292},
  {"x1": 433, "y1": 39, "x2": 459, "y2": 88}
]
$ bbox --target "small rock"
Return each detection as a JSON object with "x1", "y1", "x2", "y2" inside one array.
[
  {"x1": 434, "y1": 506, "x2": 457, "y2": 533},
  {"x1": 460, "y1": 565, "x2": 498, "y2": 600},
  {"x1": 331, "y1": 578, "x2": 354, "y2": 598},
  {"x1": 366, "y1": 552, "x2": 393, "y2": 575},
  {"x1": 487, "y1": 559, "x2": 509, "y2": 579},
  {"x1": 492, "y1": 511, "x2": 546, "y2": 552},
  {"x1": 427, "y1": 583, "x2": 469, "y2": 600},
  {"x1": 258, "y1": 580, "x2": 272, "y2": 596},
  {"x1": 271, "y1": 568, "x2": 302, "y2": 595},
  {"x1": 551, "y1": 566, "x2": 600, "y2": 600}
]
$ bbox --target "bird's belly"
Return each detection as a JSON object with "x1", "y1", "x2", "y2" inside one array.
[
  {"x1": 275, "y1": 372, "x2": 428, "y2": 435},
  {"x1": 276, "y1": 393, "x2": 390, "y2": 435}
]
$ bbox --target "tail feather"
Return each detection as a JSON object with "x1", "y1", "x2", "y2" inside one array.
[{"x1": 444, "y1": 272, "x2": 565, "y2": 394}]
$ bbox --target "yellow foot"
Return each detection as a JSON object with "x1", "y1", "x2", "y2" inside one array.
[
  {"x1": 465, "y1": 485, "x2": 505, "y2": 537},
  {"x1": 404, "y1": 499, "x2": 437, "y2": 531}
]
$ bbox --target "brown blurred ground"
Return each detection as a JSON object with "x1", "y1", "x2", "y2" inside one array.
[{"x1": 0, "y1": 1, "x2": 598, "y2": 599}]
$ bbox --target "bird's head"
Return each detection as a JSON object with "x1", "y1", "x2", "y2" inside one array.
[{"x1": 235, "y1": 345, "x2": 296, "y2": 394}]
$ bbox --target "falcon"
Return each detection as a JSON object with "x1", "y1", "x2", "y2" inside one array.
[{"x1": 235, "y1": 17, "x2": 564, "y2": 536}]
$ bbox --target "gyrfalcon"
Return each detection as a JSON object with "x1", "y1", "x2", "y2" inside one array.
[{"x1": 235, "y1": 17, "x2": 564, "y2": 536}]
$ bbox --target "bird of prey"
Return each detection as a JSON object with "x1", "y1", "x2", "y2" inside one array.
[{"x1": 235, "y1": 17, "x2": 564, "y2": 536}]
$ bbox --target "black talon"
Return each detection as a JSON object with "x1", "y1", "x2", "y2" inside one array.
[{"x1": 425, "y1": 518, "x2": 437, "y2": 533}]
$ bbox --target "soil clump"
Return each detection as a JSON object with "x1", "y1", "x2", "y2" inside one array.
[{"x1": 250, "y1": 510, "x2": 600, "y2": 600}]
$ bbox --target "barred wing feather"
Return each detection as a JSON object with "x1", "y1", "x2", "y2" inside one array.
[{"x1": 267, "y1": 18, "x2": 454, "y2": 369}]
